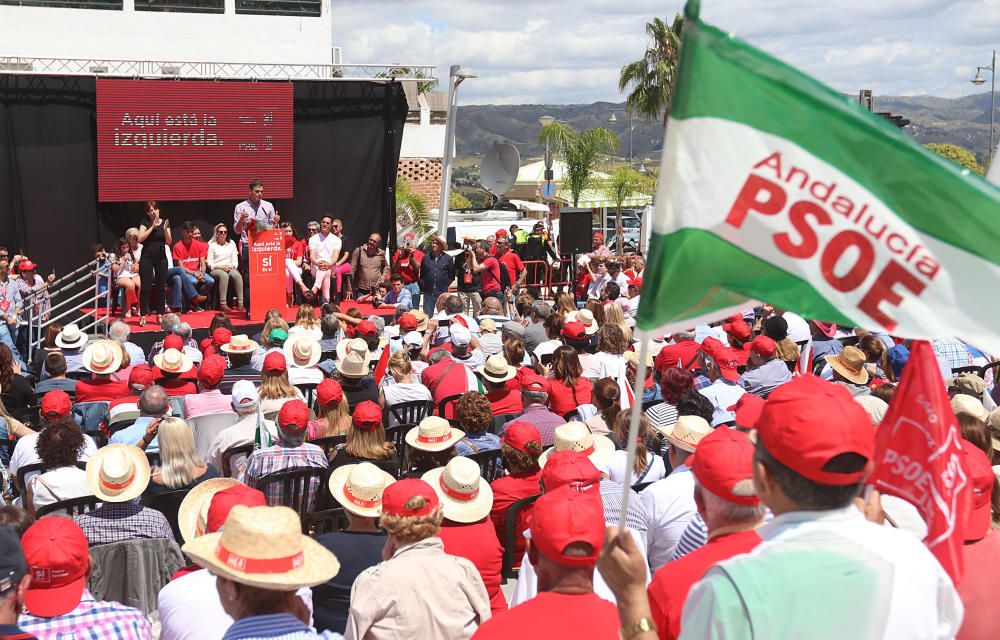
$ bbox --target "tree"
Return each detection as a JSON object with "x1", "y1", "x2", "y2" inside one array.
[
  {"x1": 395, "y1": 178, "x2": 432, "y2": 240},
  {"x1": 924, "y1": 143, "x2": 983, "y2": 175},
  {"x1": 538, "y1": 124, "x2": 619, "y2": 207},
  {"x1": 618, "y1": 14, "x2": 683, "y2": 127},
  {"x1": 376, "y1": 65, "x2": 437, "y2": 94},
  {"x1": 449, "y1": 191, "x2": 473, "y2": 210},
  {"x1": 602, "y1": 167, "x2": 654, "y2": 254}
]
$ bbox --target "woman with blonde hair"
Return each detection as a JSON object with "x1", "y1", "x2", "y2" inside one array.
[
  {"x1": 206, "y1": 222, "x2": 244, "y2": 312},
  {"x1": 259, "y1": 313, "x2": 290, "y2": 346},
  {"x1": 145, "y1": 417, "x2": 219, "y2": 495},
  {"x1": 603, "y1": 302, "x2": 632, "y2": 344},
  {"x1": 607, "y1": 411, "x2": 665, "y2": 485},
  {"x1": 308, "y1": 378, "x2": 351, "y2": 439},
  {"x1": 258, "y1": 352, "x2": 305, "y2": 417},
  {"x1": 329, "y1": 400, "x2": 398, "y2": 475},
  {"x1": 554, "y1": 291, "x2": 576, "y2": 316},
  {"x1": 379, "y1": 351, "x2": 431, "y2": 426},
  {"x1": 288, "y1": 303, "x2": 322, "y2": 341}
]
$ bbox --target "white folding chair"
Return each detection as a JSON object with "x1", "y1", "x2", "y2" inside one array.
[{"x1": 188, "y1": 412, "x2": 239, "y2": 461}]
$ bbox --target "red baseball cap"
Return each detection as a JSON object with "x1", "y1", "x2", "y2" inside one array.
[
  {"x1": 561, "y1": 321, "x2": 587, "y2": 342},
  {"x1": 382, "y1": 478, "x2": 440, "y2": 517},
  {"x1": 701, "y1": 337, "x2": 739, "y2": 382},
  {"x1": 263, "y1": 351, "x2": 287, "y2": 376},
  {"x1": 754, "y1": 375, "x2": 874, "y2": 485},
  {"x1": 496, "y1": 229, "x2": 508, "y2": 237},
  {"x1": 502, "y1": 422, "x2": 541, "y2": 454},
  {"x1": 317, "y1": 378, "x2": 344, "y2": 409},
  {"x1": 728, "y1": 393, "x2": 765, "y2": 430},
  {"x1": 128, "y1": 364, "x2": 156, "y2": 390},
  {"x1": 530, "y1": 484, "x2": 605, "y2": 567},
  {"x1": 352, "y1": 400, "x2": 382, "y2": 430},
  {"x1": 41, "y1": 390, "x2": 72, "y2": 419},
  {"x1": 403, "y1": 232, "x2": 416, "y2": 240},
  {"x1": 593, "y1": 232, "x2": 604, "y2": 240},
  {"x1": 398, "y1": 314, "x2": 418, "y2": 333},
  {"x1": 355, "y1": 320, "x2": 378, "y2": 337},
  {"x1": 723, "y1": 320, "x2": 752, "y2": 342},
  {"x1": 198, "y1": 354, "x2": 226, "y2": 387},
  {"x1": 206, "y1": 484, "x2": 267, "y2": 533},
  {"x1": 22, "y1": 518, "x2": 89, "y2": 617},
  {"x1": 541, "y1": 450, "x2": 600, "y2": 492},
  {"x1": 277, "y1": 399, "x2": 310, "y2": 434},
  {"x1": 212, "y1": 327, "x2": 232, "y2": 346},
  {"x1": 963, "y1": 441, "x2": 995, "y2": 541},
  {"x1": 750, "y1": 335, "x2": 777, "y2": 358},
  {"x1": 520, "y1": 372, "x2": 549, "y2": 394},
  {"x1": 163, "y1": 334, "x2": 184, "y2": 352},
  {"x1": 18, "y1": 260, "x2": 37, "y2": 272},
  {"x1": 691, "y1": 426, "x2": 760, "y2": 506}
]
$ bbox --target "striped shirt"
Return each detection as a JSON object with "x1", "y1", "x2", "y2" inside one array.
[
  {"x1": 240, "y1": 443, "x2": 328, "y2": 509},
  {"x1": 599, "y1": 479, "x2": 649, "y2": 534},
  {"x1": 670, "y1": 512, "x2": 709, "y2": 560},
  {"x1": 932, "y1": 337, "x2": 973, "y2": 372},
  {"x1": 222, "y1": 614, "x2": 341, "y2": 640},
  {"x1": 18, "y1": 589, "x2": 151, "y2": 639},
  {"x1": 74, "y1": 501, "x2": 175, "y2": 546}
]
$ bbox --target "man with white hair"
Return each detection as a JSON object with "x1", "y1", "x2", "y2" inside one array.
[
  {"x1": 207, "y1": 380, "x2": 278, "y2": 475},
  {"x1": 173, "y1": 321, "x2": 203, "y2": 364},
  {"x1": 108, "y1": 319, "x2": 146, "y2": 366}
]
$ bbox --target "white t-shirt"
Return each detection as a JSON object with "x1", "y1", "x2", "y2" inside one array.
[
  {"x1": 29, "y1": 466, "x2": 91, "y2": 513},
  {"x1": 309, "y1": 232, "x2": 342, "y2": 265},
  {"x1": 607, "y1": 450, "x2": 667, "y2": 486},
  {"x1": 11, "y1": 433, "x2": 98, "y2": 487},
  {"x1": 382, "y1": 382, "x2": 433, "y2": 427},
  {"x1": 587, "y1": 273, "x2": 612, "y2": 299}
]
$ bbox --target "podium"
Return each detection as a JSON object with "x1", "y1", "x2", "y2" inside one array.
[{"x1": 248, "y1": 229, "x2": 285, "y2": 320}]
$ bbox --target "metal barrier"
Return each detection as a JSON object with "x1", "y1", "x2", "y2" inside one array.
[
  {"x1": 547, "y1": 258, "x2": 574, "y2": 292},
  {"x1": 25, "y1": 258, "x2": 111, "y2": 362},
  {"x1": 521, "y1": 260, "x2": 549, "y2": 293}
]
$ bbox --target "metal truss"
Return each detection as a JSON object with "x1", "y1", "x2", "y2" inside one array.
[{"x1": 0, "y1": 57, "x2": 436, "y2": 82}]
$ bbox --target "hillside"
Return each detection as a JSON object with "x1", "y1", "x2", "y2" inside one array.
[{"x1": 455, "y1": 93, "x2": 997, "y2": 165}]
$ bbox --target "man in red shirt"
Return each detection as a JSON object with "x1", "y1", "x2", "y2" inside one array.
[
  {"x1": 74, "y1": 341, "x2": 128, "y2": 402},
  {"x1": 472, "y1": 483, "x2": 619, "y2": 639},
  {"x1": 468, "y1": 239, "x2": 503, "y2": 304},
  {"x1": 172, "y1": 221, "x2": 214, "y2": 309},
  {"x1": 392, "y1": 232, "x2": 423, "y2": 307},
  {"x1": 647, "y1": 426, "x2": 764, "y2": 640},
  {"x1": 654, "y1": 331, "x2": 703, "y2": 372},
  {"x1": 420, "y1": 350, "x2": 475, "y2": 419},
  {"x1": 495, "y1": 235, "x2": 525, "y2": 295},
  {"x1": 957, "y1": 442, "x2": 1000, "y2": 639}
]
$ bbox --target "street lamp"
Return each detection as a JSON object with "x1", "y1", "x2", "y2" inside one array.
[
  {"x1": 971, "y1": 50, "x2": 996, "y2": 165},
  {"x1": 608, "y1": 108, "x2": 633, "y2": 166},
  {"x1": 438, "y1": 65, "x2": 477, "y2": 235}
]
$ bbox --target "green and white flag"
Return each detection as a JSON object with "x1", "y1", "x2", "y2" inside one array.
[{"x1": 637, "y1": 0, "x2": 1000, "y2": 354}]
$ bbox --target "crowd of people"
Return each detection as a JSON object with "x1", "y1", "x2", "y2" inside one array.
[{"x1": 0, "y1": 188, "x2": 994, "y2": 637}]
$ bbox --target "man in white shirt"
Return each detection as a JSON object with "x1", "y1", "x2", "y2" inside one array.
[
  {"x1": 585, "y1": 260, "x2": 611, "y2": 300},
  {"x1": 233, "y1": 179, "x2": 278, "y2": 309},
  {"x1": 307, "y1": 214, "x2": 342, "y2": 304},
  {"x1": 680, "y1": 376, "x2": 963, "y2": 639},
  {"x1": 626, "y1": 280, "x2": 641, "y2": 318},
  {"x1": 697, "y1": 338, "x2": 746, "y2": 426},
  {"x1": 640, "y1": 415, "x2": 713, "y2": 571}
]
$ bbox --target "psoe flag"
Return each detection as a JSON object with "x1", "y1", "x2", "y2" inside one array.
[{"x1": 637, "y1": 0, "x2": 1000, "y2": 355}]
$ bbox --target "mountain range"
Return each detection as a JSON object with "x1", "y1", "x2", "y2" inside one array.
[{"x1": 455, "y1": 92, "x2": 998, "y2": 165}]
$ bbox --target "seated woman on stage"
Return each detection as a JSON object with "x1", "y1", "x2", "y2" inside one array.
[
  {"x1": 113, "y1": 236, "x2": 141, "y2": 318},
  {"x1": 282, "y1": 222, "x2": 312, "y2": 304},
  {"x1": 206, "y1": 222, "x2": 244, "y2": 312}
]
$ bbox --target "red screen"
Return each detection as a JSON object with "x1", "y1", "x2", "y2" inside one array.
[{"x1": 96, "y1": 79, "x2": 293, "y2": 202}]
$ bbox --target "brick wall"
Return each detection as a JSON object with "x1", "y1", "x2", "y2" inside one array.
[{"x1": 398, "y1": 157, "x2": 442, "y2": 205}]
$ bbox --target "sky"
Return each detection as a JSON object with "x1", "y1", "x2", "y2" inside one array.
[{"x1": 332, "y1": 0, "x2": 1000, "y2": 105}]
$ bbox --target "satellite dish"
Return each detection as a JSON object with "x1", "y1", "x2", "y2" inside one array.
[{"x1": 479, "y1": 143, "x2": 520, "y2": 197}]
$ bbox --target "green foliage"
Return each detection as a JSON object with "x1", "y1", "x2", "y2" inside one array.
[
  {"x1": 376, "y1": 65, "x2": 437, "y2": 94},
  {"x1": 538, "y1": 124, "x2": 619, "y2": 207},
  {"x1": 924, "y1": 143, "x2": 984, "y2": 175},
  {"x1": 618, "y1": 14, "x2": 683, "y2": 126},
  {"x1": 449, "y1": 191, "x2": 473, "y2": 209},
  {"x1": 395, "y1": 178, "x2": 432, "y2": 239},
  {"x1": 602, "y1": 167, "x2": 654, "y2": 252}
]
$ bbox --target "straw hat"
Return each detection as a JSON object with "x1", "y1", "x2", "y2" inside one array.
[
  {"x1": 82, "y1": 340, "x2": 122, "y2": 375},
  {"x1": 478, "y1": 353, "x2": 516, "y2": 384},
  {"x1": 336, "y1": 349, "x2": 371, "y2": 378},
  {"x1": 56, "y1": 323, "x2": 88, "y2": 349},
  {"x1": 221, "y1": 334, "x2": 260, "y2": 354},
  {"x1": 576, "y1": 309, "x2": 599, "y2": 335},
  {"x1": 336, "y1": 337, "x2": 370, "y2": 362},
  {"x1": 405, "y1": 416, "x2": 465, "y2": 452},
  {"x1": 329, "y1": 463, "x2": 396, "y2": 518},
  {"x1": 538, "y1": 422, "x2": 615, "y2": 471},
  {"x1": 86, "y1": 444, "x2": 151, "y2": 502},
  {"x1": 409, "y1": 309, "x2": 430, "y2": 332},
  {"x1": 182, "y1": 505, "x2": 340, "y2": 590},
  {"x1": 952, "y1": 394, "x2": 989, "y2": 422},
  {"x1": 824, "y1": 346, "x2": 869, "y2": 385},
  {"x1": 177, "y1": 478, "x2": 241, "y2": 543},
  {"x1": 423, "y1": 456, "x2": 494, "y2": 523},
  {"x1": 658, "y1": 415, "x2": 712, "y2": 453},
  {"x1": 153, "y1": 348, "x2": 194, "y2": 374},
  {"x1": 283, "y1": 335, "x2": 321, "y2": 369},
  {"x1": 623, "y1": 348, "x2": 654, "y2": 369}
]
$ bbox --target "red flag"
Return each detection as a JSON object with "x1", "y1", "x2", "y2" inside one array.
[
  {"x1": 869, "y1": 340, "x2": 971, "y2": 584},
  {"x1": 372, "y1": 345, "x2": 391, "y2": 387}
]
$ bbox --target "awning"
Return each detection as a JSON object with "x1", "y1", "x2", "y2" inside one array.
[
  {"x1": 556, "y1": 188, "x2": 652, "y2": 209},
  {"x1": 508, "y1": 199, "x2": 550, "y2": 213}
]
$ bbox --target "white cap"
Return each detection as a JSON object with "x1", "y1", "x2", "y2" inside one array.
[
  {"x1": 450, "y1": 324, "x2": 472, "y2": 348},
  {"x1": 231, "y1": 379, "x2": 259, "y2": 408},
  {"x1": 403, "y1": 331, "x2": 424, "y2": 348}
]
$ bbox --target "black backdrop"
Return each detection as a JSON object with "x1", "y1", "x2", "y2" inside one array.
[{"x1": 0, "y1": 75, "x2": 407, "y2": 275}]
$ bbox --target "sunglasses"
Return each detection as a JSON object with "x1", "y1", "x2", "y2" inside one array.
[{"x1": 217, "y1": 229, "x2": 227, "y2": 234}]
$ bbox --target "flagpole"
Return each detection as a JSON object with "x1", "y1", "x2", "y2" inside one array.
[{"x1": 620, "y1": 332, "x2": 651, "y2": 528}]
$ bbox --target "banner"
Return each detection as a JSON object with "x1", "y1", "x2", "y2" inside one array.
[
  {"x1": 636, "y1": 0, "x2": 1000, "y2": 356},
  {"x1": 869, "y1": 340, "x2": 971, "y2": 584}
]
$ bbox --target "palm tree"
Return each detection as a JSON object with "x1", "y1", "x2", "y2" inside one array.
[
  {"x1": 601, "y1": 167, "x2": 654, "y2": 254},
  {"x1": 618, "y1": 14, "x2": 683, "y2": 127},
  {"x1": 538, "y1": 124, "x2": 619, "y2": 207},
  {"x1": 395, "y1": 178, "x2": 432, "y2": 241}
]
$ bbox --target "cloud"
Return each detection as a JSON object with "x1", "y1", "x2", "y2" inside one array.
[{"x1": 332, "y1": 0, "x2": 1000, "y2": 104}]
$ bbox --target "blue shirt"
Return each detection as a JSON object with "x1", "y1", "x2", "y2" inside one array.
[
  {"x1": 109, "y1": 416, "x2": 158, "y2": 452},
  {"x1": 738, "y1": 358, "x2": 792, "y2": 398},
  {"x1": 384, "y1": 287, "x2": 412, "y2": 310},
  {"x1": 222, "y1": 614, "x2": 342, "y2": 640},
  {"x1": 454, "y1": 431, "x2": 501, "y2": 457},
  {"x1": 420, "y1": 251, "x2": 454, "y2": 294}
]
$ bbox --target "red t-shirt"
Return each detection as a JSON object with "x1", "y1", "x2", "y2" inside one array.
[
  {"x1": 489, "y1": 470, "x2": 541, "y2": 568},
  {"x1": 471, "y1": 591, "x2": 619, "y2": 639},
  {"x1": 158, "y1": 378, "x2": 198, "y2": 397},
  {"x1": 420, "y1": 356, "x2": 471, "y2": 419},
  {"x1": 497, "y1": 252, "x2": 524, "y2": 287},
  {"x1": 172, "y1": 240, "x2": 207, "y2": 271},
  {"x1": 438, "y1": 518, "x2": 507, "y2": 616},
  {"x1": 654, "y1": 340, "x2": 703, "y2": 372},
  {"x1": 392, "y1": 249, "x2": 423, "y2": 284},
  {"x1": 958, "y1": 530, "x2": 1000, "y2": 639},
  {"x1": 647, "y1": 529, "x2": 761, "y2": 640},
  {"x1": 74, "y1": 378, "x2": 130, "y2": 403},
  {"x1": 486, "y1": 388, "x2": 522, "y2": 417},
  {"x1": 546, "y1": 377, "x2": 593, "y2": 417},
  {"x1": 291, "y1": 238, "x2": 309, "y2": 261},
  {"x1": 480, "y1": 256, "x2": 502, "y2": 293}
]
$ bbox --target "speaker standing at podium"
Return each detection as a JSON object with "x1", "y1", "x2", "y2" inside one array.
[{"x1": 234, "y1": 180, "x2": 279, "y2": 311}]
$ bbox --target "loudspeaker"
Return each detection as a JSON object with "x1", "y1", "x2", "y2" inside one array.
[
  {"x1": 559, "y1": 209, "x2": 593, "y2": 254},
  {"x1": 446, "y1": 226, "x2": 457, "y2": 249}
]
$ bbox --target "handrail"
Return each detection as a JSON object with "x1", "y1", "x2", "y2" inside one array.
[{"x1": 26, "y1": 258, "x2": 111, "y2": 361}]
